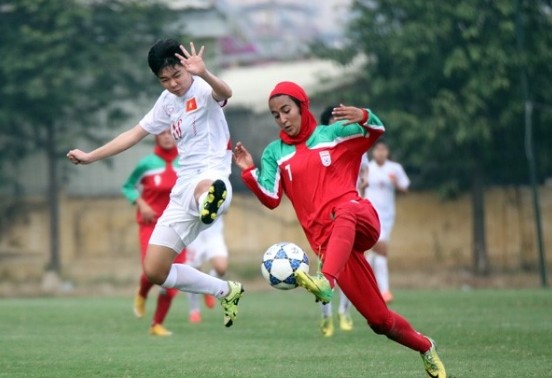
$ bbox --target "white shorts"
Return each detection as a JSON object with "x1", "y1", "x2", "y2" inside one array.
[
  {"x1": 378, "y1": 214, "x2": 395, "y2": 242},
  {"x1": 149, "y1": 173, "x2": 232, "y2": 253},
  {"x1": 186, "y1": 217, "x2": 228, "y2": 268}
]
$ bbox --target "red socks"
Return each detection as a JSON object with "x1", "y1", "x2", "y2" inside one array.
[
  {"x1": 138, "y1": 273, "x2": 154, "y2": 298},
  {"x1": 152, "y1": 288, "x2": 178, "y2": 325},
  {"x1": 381, "y1": 311, "x2": 432, "y2": 353}
]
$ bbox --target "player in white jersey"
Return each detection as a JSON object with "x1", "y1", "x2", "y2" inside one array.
[
  {"x1": 185, "y1": 216, "x2": 229, "y2": 323},
  {"x1": 67, "y1": 39, "x2": 243, "y2": 327},
  {"x1": 360, "y1": 140, "x2": 410, "y2": 303}
]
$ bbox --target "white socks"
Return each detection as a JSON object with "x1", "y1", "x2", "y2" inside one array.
[
  {"x1": 162, "y1": 263, "x2": 229, "y2": 298},
  {"x1": 369, "y1": 253, "x2": 390, "y2": 293},
  {"x1": 208, "y1": 268, "x2": 221, "y2": 279},
  {"x1": 188, "y1": 292, "x2": 200, "y2": 313},
  {"x1": 197, "y1": 192, "x2": 208, "y2": 209},
  {"x1": 320, "y1": 289, "x2": 352, "y2": 316},
  {"x1": 321, "y1": 301, "x2": 333, "y2": 317},
  {"x1": 338, "y1": 291, "x2": 352, "y2": 314},
  {"x1": 187, "y1": 268, "x2": 223, "y2": 313}
]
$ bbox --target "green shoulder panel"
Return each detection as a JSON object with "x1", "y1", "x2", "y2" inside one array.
[
  {"x1": 121, "y1": 154, "x2": 166, "y2": 204},
  {"x1": 254, "y1": 140, "x2": 296, "y2": 196}
]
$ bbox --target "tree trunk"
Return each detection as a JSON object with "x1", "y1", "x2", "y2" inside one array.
[
  {"x1": 471, "y1": 165, "x2": 489, "y2": 275},
  {"x1": 46, "y1": 122, "x2": 61, "y2": 273}
]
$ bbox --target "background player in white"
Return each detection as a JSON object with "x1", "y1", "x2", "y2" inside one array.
[
  {"x1": 360, "y1": 140, "x2": 410, "y2": 303},
  {"x1": 185, "y1": 216, "x2": 229, "y2": 323},
  {"x1": 67, "y1": 39, "x2": 243, "y2": 327}
]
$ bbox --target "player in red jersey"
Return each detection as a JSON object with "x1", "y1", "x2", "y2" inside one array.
[
  {"x1": 122, "y1": 129, "x2": 187, "y2": 336},
  {"x1": 233, "y1": 81, "x2": 446, "y2": 378}
]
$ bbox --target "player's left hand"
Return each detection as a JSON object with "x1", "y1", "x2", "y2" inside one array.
[
  {"x1": 332, "y1": 104, "x2": 365, "y2": 125},
  {"x1": 176, "y1": 42, "x2": 206, "y2": 76}
]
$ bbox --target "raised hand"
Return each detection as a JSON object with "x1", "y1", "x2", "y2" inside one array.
[
  {"x1": 175, "y1": 42, "x2": 206, "y2": 77},
  {"x1": 332, "y1": 104, "x2": 366, "y2": 126},
  {"x1": 233, "y1": 142, "x2": 254, "y2": 171}
]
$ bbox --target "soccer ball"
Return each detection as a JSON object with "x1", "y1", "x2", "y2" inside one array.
[{"x1": 261, "y1": 242, "x2": 310, "y2": 290}]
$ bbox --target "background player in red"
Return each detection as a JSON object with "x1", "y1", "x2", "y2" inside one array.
[
  {"x1": 233, "y1": 82, "x2": 446, "y2": 378},
  {"x1": 122, "y1": 129, "x2": 186, "y2": 336}
]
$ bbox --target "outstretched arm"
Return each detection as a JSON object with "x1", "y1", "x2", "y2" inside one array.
[
  {"x1": 67, "y1": 124, "x2": 149, "y2": 165},
  {"x1": 175, "y1": 42, "x2": 232, "y2": 101},
  {"x1": 234, "y1": 142, "x2": 282, "y2": 209}
]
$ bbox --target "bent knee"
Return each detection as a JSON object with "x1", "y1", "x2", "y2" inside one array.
[
  {"x1": 368, "y1": 314, "x2": 393, "y2": 335},
  {"x1": 143, "y1": 263, "x2": 170, "y2": 286}
]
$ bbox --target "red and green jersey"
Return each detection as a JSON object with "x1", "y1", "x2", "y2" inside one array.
[
  {"x1": 122, "y1": 153, "x2": 178, "y2": 224},
  {"x1": 242, "y1": 110, "x2": 385, "y2": 251}
]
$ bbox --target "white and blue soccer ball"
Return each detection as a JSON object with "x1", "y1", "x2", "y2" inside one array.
[{"x1": 261, "y1": 242, "x2": 310, "y2": 290}]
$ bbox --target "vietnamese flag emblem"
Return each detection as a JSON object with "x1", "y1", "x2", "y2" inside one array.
[{"x1": 186, "y1": 97, "x2": 198, "y2": 112}]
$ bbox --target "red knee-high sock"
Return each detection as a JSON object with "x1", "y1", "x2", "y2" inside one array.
[
  {"x1": 321, "y1": 205, "x2": 357, "y2": 287},
  {"x1": 152, "y1": 288, "x2": 178, "y2": 325},
  {"x1": 138, "y1": 273, "x2": 154, "y2": 298},
  {"x1": 383, "y1": 311, "x2": 432, "y2": 353}
]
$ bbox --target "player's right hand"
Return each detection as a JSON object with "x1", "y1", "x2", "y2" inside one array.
[
  {"x1": 233, "y1": 142, "x2": 254, "y2": 171},
  {"x1": 136, "y1": 199, "x2": 157, "y2": 223},
  {"x1": 67, "y1": 149, "x2": 92, "y2": 165}
]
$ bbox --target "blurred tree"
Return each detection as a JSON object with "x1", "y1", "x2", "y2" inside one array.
[
  {"x1": 314, "y1": 0, "x2": 552, "y2": 274},
  {"x1": 0, "y1": 0, "x2": 173, "y2": 274}
]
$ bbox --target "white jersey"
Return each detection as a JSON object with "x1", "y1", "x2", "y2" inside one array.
[
  {"x1": 362, "y1": 159, "x2": 410, "y2": 221},
  {"x1": 139, "y1": 76, "x2": 231, "y2": 182}
]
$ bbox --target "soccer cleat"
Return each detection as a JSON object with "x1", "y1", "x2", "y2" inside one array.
[
  {"x1": 220, "y1": 281, "x2": 244, "y2": 327},
  {"x1": 204, "y1": 294, "x2": 216, "y2": 309},
  {"x1": 133, "y1": 292, "x2": 146, "y2": 318},
  {"x1": 149, "y1": 324, "x2": 172, "y2": 336},
  {"x1": 382, "y1": 290, "x2": 394, "y2": 304},
  {"x1": 200, "y1": 180, "x2": 227, "y2": 224},
  {"x1": 421, "y1": 339, "x2": 446, "y2": 378},
  {"x1": 294, "y1": 271, "x2": 334, "y2": 304},
  {"x1": 189, "y1": 310, "x2": 202, "y2": 324},
  {"x1": 320, "y1": 316, "x2": 334, "y2": 337},
  {"x1": 338, "y1": 312, "x2": 353, "y2": 331}
]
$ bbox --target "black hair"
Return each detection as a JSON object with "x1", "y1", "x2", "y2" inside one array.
[
  {"x1": 320, "y1": 105, "x2": 337, "y2": 125},
  {"x1": 147, "y1": 39, "x2": 182, "y2": 77}
]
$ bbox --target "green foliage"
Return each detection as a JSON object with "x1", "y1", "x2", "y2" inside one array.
[
  {"x1": 0, "y1": 290, "x2": 551, "y2": 377},
  {"x1": 0, "y1": 0, "x2": 173, "y2": 189},
  {"x1": 316, "y1": 0, "x2": 552, "y2": 193}
]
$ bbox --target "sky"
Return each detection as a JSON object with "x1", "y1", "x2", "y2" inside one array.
[{"x1": 224, "y1": 0, "x2": 353, "y2": 37}]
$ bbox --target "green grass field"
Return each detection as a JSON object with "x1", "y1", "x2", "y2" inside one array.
[{"x1": 0, "y1": 289, "x2": 550, "y2": 377}]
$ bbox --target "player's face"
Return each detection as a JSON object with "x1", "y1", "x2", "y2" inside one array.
[
  {"x1": 269, "y1": 95, "x2": 302, "y2": 137},
  {"x1": 372, "y1": 143, "x2": 389, "y2": 164},
  {"x1": 156, "y1": 129, "x2": 176, "y2": 150},
  {"x1": 157, "y1": 65, "x2": 192, "y2": 97}
]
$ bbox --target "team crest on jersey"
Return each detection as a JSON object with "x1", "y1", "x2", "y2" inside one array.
[
  {"x1": 186, "y1": 97, "x2": 198, "y2": 112},
  {"x1": 319, "y1": 150, "x2": 332, "y2": 167}
]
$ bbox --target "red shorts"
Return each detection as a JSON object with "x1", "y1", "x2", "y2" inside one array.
[{"x1": 139, "y1": 223, "x2": 186, "y2": 265}]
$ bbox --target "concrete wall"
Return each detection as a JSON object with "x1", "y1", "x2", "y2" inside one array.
[{"x1": 1, "y1": 186, "x2": 550, "y2": 285}]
